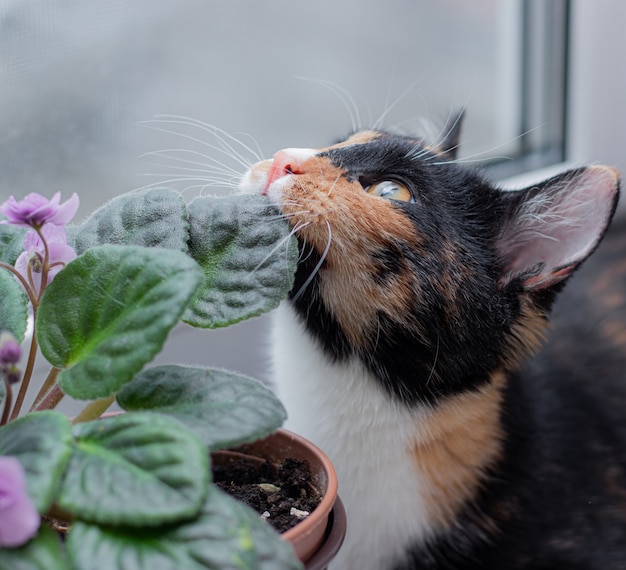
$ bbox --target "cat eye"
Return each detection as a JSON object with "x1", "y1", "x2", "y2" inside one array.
[{"x1": 365, "y1": 180, "x2": 414, "y2": 203}]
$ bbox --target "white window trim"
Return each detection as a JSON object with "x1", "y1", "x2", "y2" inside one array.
[{"x1": 568, "y1": 0, "x2": 626, "y2": 217}]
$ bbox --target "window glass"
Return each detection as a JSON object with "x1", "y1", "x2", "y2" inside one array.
[{"x1": 0, "y1": 0, "x2": 568, "y2": 216}]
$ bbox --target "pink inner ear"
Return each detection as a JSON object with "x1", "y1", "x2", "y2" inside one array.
[{"x1": 499, "y1": 166, "x2": 619, "y2": 290}]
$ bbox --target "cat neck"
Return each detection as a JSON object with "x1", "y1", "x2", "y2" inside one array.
[{"x1": 272, "y1": 301, "x2": 505, "y2": 569}]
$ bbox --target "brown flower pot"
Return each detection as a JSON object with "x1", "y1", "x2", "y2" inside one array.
[{"x1": 212, "y1": 429, "x2": 345, "y2": 568}]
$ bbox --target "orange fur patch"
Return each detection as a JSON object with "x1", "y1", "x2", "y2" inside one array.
[
  {"x1": 410, "y1": 370, "x2": 506, "y2": 530},
  {"x1": 603, "y1": 319, "x2": 626, "y2": 347},
  {"x1": 505, "y1": 300, "x2": 548, "y2": 369},
  {"x1": 321, "y1": 130, "x2": 381, "y2": 150},
  {"x1": 279, "y1": 154, "x2": 423, "y2": 345}
]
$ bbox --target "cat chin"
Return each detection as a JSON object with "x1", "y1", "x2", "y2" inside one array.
[{"x1": 271, "y1": 302, "x2": 439, "y2": 570}]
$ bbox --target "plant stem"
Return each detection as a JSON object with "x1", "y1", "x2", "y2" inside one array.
[
  {"x1": 36, "y1": 227, "x2": 50, "y2": 302},
  {"x1": 1, "y1": 380, "x2": 12, "y2": 425},
  {"x1": 34, "y1": 383, "x2": 64, "y2": 412},
  {"x1": 0, "y1": 262, "x2": 38, "y2": 308},
  {"x1": 10, "y1": 332, "x2": 40, "y2": 420},
  {"x1": 29, "y1": 367, "x2": 61, "y2": 412},
  {"x1": 72, "y1": 395, "x2": 116, "y2": 424}
]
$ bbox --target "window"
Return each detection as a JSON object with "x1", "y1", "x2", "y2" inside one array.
[
  {"x1": 487, "y1": 0, "x2": 570, "y2": 178},
  {"x1": 0, "y1": 0, "x2": 571, "y2": 382},
  {"x1": 0, "y1": 1, "x2": 569, "y2": 208}
]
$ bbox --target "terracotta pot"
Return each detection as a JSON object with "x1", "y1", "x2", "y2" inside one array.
[{"x1": 212, "y1": 429, "x2": 345, "y2": 568}]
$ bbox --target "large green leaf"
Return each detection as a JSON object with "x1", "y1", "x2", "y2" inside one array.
[
  {"x1": 0, "y1": 267, "x2": 28, "y2": 343},
  {"x1": 116, "y1": 365, "x2": 286, "y2": 451},
  {"x1": 57, "y1": 412, "x2": 208, "y2": 526},
  {"x1": 0, "y1": 412, "x2": 72, "y2": 512},
  {"x1": 0, "y1": 525, "x2": 66, "y2": 570},
  {"x1": 71, "y1": 188, "x2": 189, "y2": 254},
  {"x1": 65, "y1": 486, "x2": 302, "y2": 570},
  {"x1": 183, "y1": 194, "x2": 297, "y2": 328},
  {"x1": 0, "y1": 223, "x2": 27, "y2": 266},
  {"x1": 36, "y1": 245, "x2": 203, "y2": 400}
]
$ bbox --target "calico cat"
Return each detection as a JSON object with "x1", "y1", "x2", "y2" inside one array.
[{"x1": 239, "y1": 114, "x2": 625, "y2": 570}]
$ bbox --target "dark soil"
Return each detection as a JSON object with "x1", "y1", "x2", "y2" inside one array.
[{"x1": 213, "y1": 457, "x2": 322, "y2": 533}]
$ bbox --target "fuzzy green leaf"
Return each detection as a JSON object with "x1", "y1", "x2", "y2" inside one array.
[
  {"x1": 66, "y1": 486, "x2": 302, "y2": 570},
  {"x1": 0, "y1": 223, "x2": 27, "y2": 265},
  {"x1": 183, "y1": 194, "x2": 297, "y2": 328},
  {"x1": 0, "y1": 411, "x2": 73, "y2": 512},
  {"x1": 0, "y1": 525, "x2": 67, "y2": 570},
  {"x1": 71, "y1": 188, "x2": 188, "y2": 254},
  {"x1": 57, "y1": 412, "x2": 209, "y2": 526},
  {"x1": 36, "y1": 245, "x2": 203, "y2": 400},
  {"x1": 116, "y1": 365, "x2": 287, "y2": 450},
  {"x1": 0, "y1": 266, "x2": 28, "y2": 343}
]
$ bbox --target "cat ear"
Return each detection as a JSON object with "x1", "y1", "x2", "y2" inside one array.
[
  {"x1": 436, "y1": 109, "x2": 465, "y2": 160},
  {"x1": 497, "y1": 166, "x2": 620, "y2": 291}
]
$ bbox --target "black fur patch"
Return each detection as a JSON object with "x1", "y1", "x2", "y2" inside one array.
[
  {"x1": 290, "y1": 132, "x2": 526, "y2": 406},
  {"x1": 393, "y1": 210, "x2": 626, "y2": 570}
]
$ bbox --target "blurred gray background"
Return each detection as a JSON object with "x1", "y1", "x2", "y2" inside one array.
[{"x1": 1, "y1": 0, "x2": 624, "y2": 411}]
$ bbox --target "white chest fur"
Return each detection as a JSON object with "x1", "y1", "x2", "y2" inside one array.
[{"x1": 271, "y1": 303, "x2": 437, "y2": 570}]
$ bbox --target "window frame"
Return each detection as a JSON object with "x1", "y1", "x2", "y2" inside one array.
[{"x1": 485, "y1": 0, "x2": 571, "y2": 180}]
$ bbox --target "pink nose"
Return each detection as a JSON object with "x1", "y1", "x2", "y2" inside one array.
[{"x1": 264, "y1": 150, "x2": 305, "y2": 194}]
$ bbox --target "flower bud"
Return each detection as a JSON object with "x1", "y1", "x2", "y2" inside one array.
[
  {"x1": 0, "y1": 332, "x2": 21, "y2": 366},
  {"x1": 3, "y1": 364, "x2": 21, "y2": 386}
]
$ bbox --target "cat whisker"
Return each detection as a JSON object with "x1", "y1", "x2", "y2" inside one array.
[
  {"x1": 429, "y1": 155, "x2": 513, "y2": 167},
  {"x1": 138, "y1": 144, "x2": 246, "y2": 193},
  {"x1": 372, "y1": 79, "x2": 423, "y2": 131},
  {"x1": 140, "y1": 136, "x2": 241, "y2": 176},
  {"x1": 150, "y1": 114, "x2": 263, "y2": 165},
  {"x1": 404, "y1": 108, "x2": 467, "y2": 163},
  {"x1": 135, "y1": 177, "x2": 238, "y2": 195},
  {"x1": 140, "y1": 120, "x2": 253, "y2": 173},
  {"x1": 428, "y1": 124, "x2": 545, "y2": 166},
  {"x1": 249, "y1": 223, "x2": 301, "y2": 275},
  {"x1": 141, "y1": 164, "x2": 242, "y2": 182},
  {"x1": 141, "y1": 160, "x2": 243, "y2": 180},
  {"x1": 405, "y1": 142, "x2": 435, "y2": 163},
  {"x1": 432, "y1": 106, "x2": 465, "y2": 150},
  {"x1": 326, "y1": 173, "x2": 342, "y2": 197},
  {"x1": 297, "y1": 239, "x2": 316, "y2": 265},
  {"x1": 140, "y1": 148, "x2": 244, "y2": 176},
  {"x1": 138, "y1": 172, "x2": 240, "y2": 186},
  {"x1": 292, "y1": 220, "x2": 332, "y2": 302},
  {"x1": 294, "y1": 76, "x2": 362, "y2": 133}
]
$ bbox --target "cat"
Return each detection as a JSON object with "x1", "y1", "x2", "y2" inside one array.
[{"x1": 239, "y1": 113, "x2": 625, "y2": 570}]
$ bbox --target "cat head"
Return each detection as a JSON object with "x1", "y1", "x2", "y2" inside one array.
[{"x1": 240, "y1": 115, "x2": 620, "y2": 405}]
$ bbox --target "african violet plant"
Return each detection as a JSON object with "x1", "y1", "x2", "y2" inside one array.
[{"x1": 0, "y1": 188, "x2": 301, "y2": 569}]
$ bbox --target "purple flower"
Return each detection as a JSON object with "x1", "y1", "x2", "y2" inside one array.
[
  {"x1": 0, "y1": 192, "x2": 79, "y2": 229},
  {"x1": 0, "y1": 456, "x2": 40, "y2": 547},
  {"x1": 15, "y1": 224, "x2": 77, "y2": 291}
]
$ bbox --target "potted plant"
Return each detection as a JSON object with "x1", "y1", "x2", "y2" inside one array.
[{"x1": 0, "y1": 188, "x2": 344, "y2": 569}]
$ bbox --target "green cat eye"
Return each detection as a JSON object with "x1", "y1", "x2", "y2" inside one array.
[{"x1": 365, "y1": 180, "x2": 414, "y2": 203}]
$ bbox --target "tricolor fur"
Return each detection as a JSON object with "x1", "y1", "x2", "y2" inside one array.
[{"x1": 240, "y1": 116, "x2": 625, "y2": 569}]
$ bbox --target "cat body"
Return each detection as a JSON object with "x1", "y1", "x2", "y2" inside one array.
[{"x1": 239, "y1": 119, "x2": 624, "y2": 569}]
